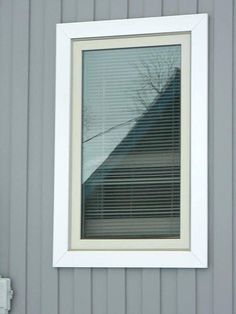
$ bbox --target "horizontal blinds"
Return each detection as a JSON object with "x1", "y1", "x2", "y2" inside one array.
[{"x1": 81, "y1": 45, "x2": 181, "y2": 239}]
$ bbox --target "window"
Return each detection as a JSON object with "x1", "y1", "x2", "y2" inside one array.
[
  {"x1": 70, "y1": 34, "x2": 190, "y2": 250},
  {"x1": 53, "y1": 14, "x2": 208, "y2": 267}
]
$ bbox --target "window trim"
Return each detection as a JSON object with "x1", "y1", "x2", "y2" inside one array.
[{"x1": 53, "y1": 14, "x2": 208, "y2": 268}]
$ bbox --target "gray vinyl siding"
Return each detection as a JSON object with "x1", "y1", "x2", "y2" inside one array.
[{"x1": 0, "y1": 0, "x2": 234, "y2": 313}]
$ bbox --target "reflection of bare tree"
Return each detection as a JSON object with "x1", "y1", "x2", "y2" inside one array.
[
  {"x1": 133, "y1": 51, "x2": 179, "y2": 113},
  {"x1": 83, "y1": 106, "x2": 93, "y2": 136},
  {"x1": 83, "y1": 50, "x2": 180, "y2": 143}
]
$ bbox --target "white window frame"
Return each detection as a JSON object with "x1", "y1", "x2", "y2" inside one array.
[
  {"x1": 71, "y1": 33, "x2": 190, "y2": 251},
  {"x1": 53, "y1": 14, "x2": 208, "y2": 268}
]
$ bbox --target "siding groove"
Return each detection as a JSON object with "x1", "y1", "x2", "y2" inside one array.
[{"x1": 234, "y1": 0, "x2": 236, "y2": 312}]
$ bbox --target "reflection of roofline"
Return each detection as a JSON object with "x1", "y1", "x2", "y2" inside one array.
[
  {"x1": 83, "y1": 117, "x2": 136, "y2": 144},
  {"x1": 83, "y1": 68, "x2": 180, "y2": 145},
  {"x1": 84, "y1": 67, "x2": 180, "y2": 185}
]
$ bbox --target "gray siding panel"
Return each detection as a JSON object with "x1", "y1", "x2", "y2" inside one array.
[
  {"x1": 213, "y1": 0, "x2": 233, "y2": 313},
  {"x1": 196, "y1": 1, "x2": 214, "y2": 314},
  {"x1": 27, "y1": 0, "x2": 44, "y2": 311},
  {"x1": 77, "y1": 0, "x2": 94, "y2": 22},
  {"x1": 59, "y1": 270, "x2": 74, "y2": 314},
  {"x1": 110, "y1": 0, "x2": 128, "y2": 19},
  {"x1": 126, "y1": 269, "x2": 142, "y2": 314},
  {"x1": 95, "y1": 0, "x2": 110, "y2": 20},
  {"x1": 107, "y1": 269, "x2": 126, "y2": 314},
  {"x1": 0, "y1": 0, "x2": 11, "y2": 277},
  {"x1": 162, "y1": 0, "x2": 178, "y2": 16},
  {"x1": 92, "y1": 269, "x2": 108, "y2": 314},
  {"x1": 161, "y1": 269, "x2": 177, "y2": 314},
  {"x1": 62, "y1": 0, "x2": 77, "y2": 22},
  {"x1": 9, "y1": 1, "x2": 30, "y2": 313},
  {"x1": 143, "y1": 0, "x2": 162, "y2": 17},
  {"x1": 177, "y1": 270, "x2": 196, "y2": 314},
  {"x1": 74, "y1": 268, "x2": 92, "y2": 314},
  {"x1": 178, "y1": 0, "x2": 197, "y2": 13},
  {"x1": 128, "y1": 0, "x2": 144, "y2": 18},
  {"x1": 0, "y1": 0, "x2": 235, "y2": 313},
  {"x1": 142, "y1": 269, "x2": 161, "y2": 314}
]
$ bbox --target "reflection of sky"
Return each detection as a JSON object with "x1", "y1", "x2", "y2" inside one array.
[{"x1": 82, "y1": 45, "x2": 181, "y2": 182}]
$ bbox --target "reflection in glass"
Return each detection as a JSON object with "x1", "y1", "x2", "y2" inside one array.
[{"x1": 81, "y1": 45, "x2": 181, "y2": 239}]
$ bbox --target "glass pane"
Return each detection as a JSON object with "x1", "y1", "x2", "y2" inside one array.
[{"x1": 81, "y1": 45, "x2": 181, "y2": 239}]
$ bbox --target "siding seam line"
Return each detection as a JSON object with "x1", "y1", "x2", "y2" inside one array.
[{"x1": 25, "y1": 0, "x2": 31, "y2": 312}]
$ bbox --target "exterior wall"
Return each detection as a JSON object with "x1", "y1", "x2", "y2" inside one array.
[{"x1": 0, "y1": 0, "x2": 234, "y2": 313}]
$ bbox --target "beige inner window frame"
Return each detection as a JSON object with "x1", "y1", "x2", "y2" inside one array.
[{"x1": 70, "y1": 33, "x2": 191, "y2": 251}]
